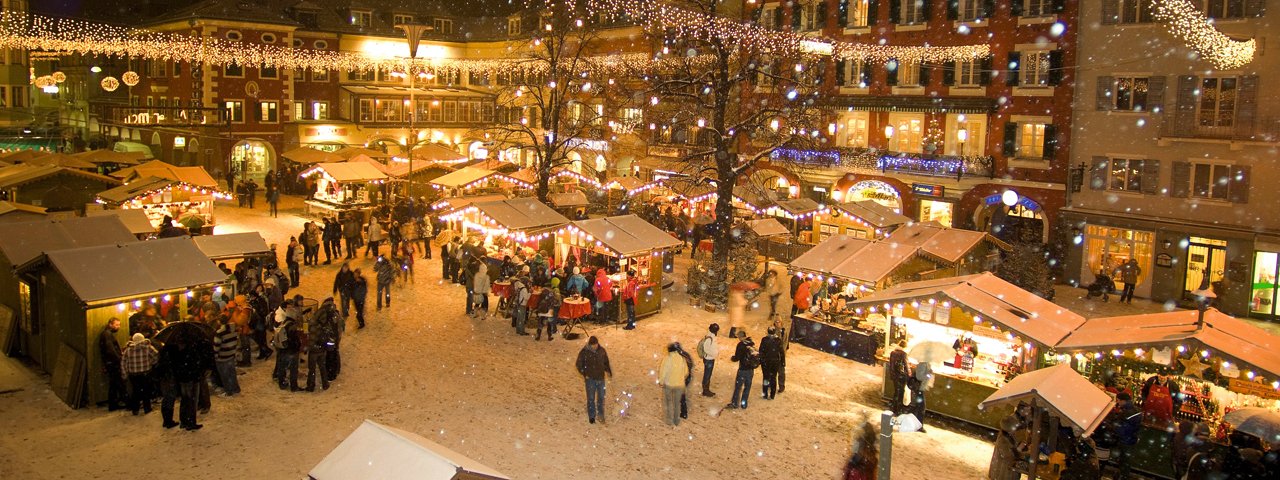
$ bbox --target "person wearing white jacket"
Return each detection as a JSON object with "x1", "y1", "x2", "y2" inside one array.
[
  {"x1": 697, "y1": 323, "x2": 721, "y2": 397},
  {"x1": 658, "y1": 343, "x2": 690, "y2": 426}
]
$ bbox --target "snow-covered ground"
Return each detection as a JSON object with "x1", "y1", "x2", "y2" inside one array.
[{"x1": 0, "y1": 197, "x2": 997, "y2": 479}]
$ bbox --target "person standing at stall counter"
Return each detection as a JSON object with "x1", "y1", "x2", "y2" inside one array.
[
  {"x1": 621, "y1": 271, "x2": 639, "y2": 330},
  {"x1": 887, "y1": 340, "x2": 910, "y2": 415},
  {"x1": 575, "y1": 336, "x2": 612, "y2": 424}
]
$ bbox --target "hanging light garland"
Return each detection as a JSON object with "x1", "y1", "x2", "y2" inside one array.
[{"x1": 1152, "y1": 0, "x2": 1255, "y2": 69}]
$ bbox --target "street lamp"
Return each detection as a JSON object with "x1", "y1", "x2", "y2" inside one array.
[
  {"x1": 884, "y1": 124, "x2": 895, "y2": 150},
  {"x1": 395, "y1": 22, "x2": 433, "y2": 217},
  {"x1": 956, "y1": 128, "x2": 968, "y2": 156},
  {"x1": 1001, "y1": 190, "x2": 1019, "y2": 208}
]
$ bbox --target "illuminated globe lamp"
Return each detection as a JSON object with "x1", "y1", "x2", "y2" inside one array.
[
  {"x1": 100, "y1": 76, "x2": 120, "y2": 92},
  {"x1": 121, "y1": 71, "x2": 140, "y2": 87},
  {"x1": 1001, "y1": 190, "x2": 1019, "y2": 208}
]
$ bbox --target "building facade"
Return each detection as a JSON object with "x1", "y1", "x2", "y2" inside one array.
[{"x1": 1063, "y1": 0, "x2": 1276, "y2": 318}]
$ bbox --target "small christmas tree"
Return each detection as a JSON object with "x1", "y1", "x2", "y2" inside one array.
[
  {"x1": 996, "y1": 242, "x2": 1054, "y2": 299},
  {"x1": 687, "y1": 225, "x2": 761, "y2": 307}
]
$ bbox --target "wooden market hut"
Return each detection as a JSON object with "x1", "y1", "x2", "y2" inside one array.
[
  {"x1": 0, "y1": 201, "x2": 48, "y2": 223},
  {"x1": 0, "y1": 216, "x2": 138, "y2": 367},
  {"x1": 41, "y1": 237, "x2": 230, "y2": 407},
  {"x1": 192, "y1": 232, "x2": 273, "y2": 263},
  {"x1": 300, "y1": 162, "x2": 389, "y2": 218},
  {"x1": 0, "y1": 164, "x2": 122, "y2": 213},
  {"x1": 548, "y1": 191, "x2": 591, "y2": 218},
  {"x1": 95, "y1": 176, "x2": 229, "y2": 233},
  {"x1": 442, "y1": 197, "x2": 569, "y2": 257},
  {"x1": 557, "y1": 215, "x2": 682, "y2": 318},
  {"x1": 110, "y1": 160, "x2": 219, "y2": 189},
  {"x1": 810, "y1": 200, "x2": 911, "y2": 243},
  {"x1": 429, "y1": 166, "x2": 530, "y2": 196},
  {"x1": 84, "y1": 208, "x2": 159, "y2": 239}
]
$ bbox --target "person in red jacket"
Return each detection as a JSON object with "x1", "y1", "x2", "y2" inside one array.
[
  {"x1": 793, "y1": 278, "x2": 812, "y2": 313},
  {"x1": 593, "y1": 268, "x2": 615, "y2": 324},
  {"x1": 621, "y1": 270, "x2": 639, "y2": 330}
]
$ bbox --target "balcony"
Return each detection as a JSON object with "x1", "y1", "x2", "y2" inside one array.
[
  {"x1": 1159, "y1": 116, "x2": 1280, "y2": 143},
  {"x1": 770, "y1": 147, "x2": 994, "y2": 180}
]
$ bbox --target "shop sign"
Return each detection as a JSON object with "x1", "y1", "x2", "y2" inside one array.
[
  {"x1": 983, "y1": 193, "x2": 1041, "y2": 211},
  {"x1": 305, "y1": 127, "x2": 347, "y2": 137},
  {"x1": 1155, "y1": 253, "x2": 1174, "y2": 268},
  {"x1": 911, "y1": 183, "x2": 945, "y2": 197},
  {"x1": 1227, "y1": 378, "x2": 1280, "y2": 400},
  {"x1": 648, "y1": 146, "x2": 684, "y2": 158}
]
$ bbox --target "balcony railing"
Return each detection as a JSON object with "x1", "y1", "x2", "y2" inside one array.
[
  {"x1": 1160, "y1": 116, "x2": 1280, "y2": 143},
  {"x1": 770, "y1": 147, "x2": 994, "y2": 180}
]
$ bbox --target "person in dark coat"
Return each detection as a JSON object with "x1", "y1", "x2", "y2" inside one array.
[
  {"x1": 155, "y1": 322, "x2": 214, "y2": 430},
  {"x1": 887, "y1": 340, "x2": 910, "y2": 415},
  {"x1": 758, "y1": 327, "x2": 784, "y2": 400},
  {"x1": 728, "y1": 330, "x2": 759, "y2": 410},
  {"x1": 351, "y1": 269, "x2": 369, "y2": 329},
  {"x1": 245, "y1": 179, "x2": 258, "y2": 208},
  {"x1": 98, "y1": 317, "x2": 126, "y2": 411},
  {"x1": 332, "y1": 262, "x2": 356, "y2": 318},
  {"x1": 1100, "y1": 392, "x2": 1143, "y2": 479},
  {"x1": 575, "y1": 336, "x2": 612, "y2": 424},
  {"x1": 307, "y1": 298, "x2": 341, "y2": 391},
  {"x1": 374, "y1": 254, "x2": 396, "y2": 311}
]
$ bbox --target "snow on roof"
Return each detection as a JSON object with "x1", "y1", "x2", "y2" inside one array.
[
  {"x1": 1057, "y1": 309, "x2": 1280, "y2": 379},
  {"x1": 432, "y1": 194, "x2": 508, "y2": 213},
  {"x1": 0, "y1": 215, "x2": 138, "y2": 270},
  {"x1": 0, "y1": 164, "x2": 121, "y2": 190},
  {"x1": 0, "y1": 201, "x2": 47, "y2": 217},
  {"x1": 746, "y1": 218, "x2": 790, "y2": 238},
  {"x1": 472, "y1": 198, "x2": 569, "y2": 232},
  {"x1": 430, "y1": 166, "x2": 499, "y2": 188},
  {"x1": 307, "y1": 162, "x2": 388, "y2": 182},
  {"x1": 411, "y1": 143, "x2": 467, "y2": 163},
  {"x1": 547, "y1": 191, "x2": 590, "y2": 208},
  {"x1": 979, "y1": 363, "x2": 1115, "y2": 437},
  {"x1": 774, "y1": 197, "x2": 822, "y2": 215},
  {"x1": 309, "y1": 419, "x2": 510, "y2": 480},
  {"x1": 604, "y1": 176, "x2": 646, "y2": 191},
  {"x1": 85, "y1": 208, "x2": 154, "y2": 234},
  {"x1": 45, "y1": 237, "x2": 227, "y2": 305},
  {"x1": 848, "y1": 273, "x2": 1086, "y2": 347},
  {"x1": 112, "y1": 160, "x2": 219, "y2": 188},
  {"x1": 883, "y1": 222, "x2": 1007, "y2": 263},
  {"x1": 570, "y1": 215, "x2": 682, "y2": 257},
  {"x1": 280, "y1": 147, "x2": 343, "y2": 165},
  {"x1": 835, "y1": 200, "x2": 911, "y2": 228},
  {"x1": 788, "y1": 234, "x2": 875, "y2": 280},
  {"x1": 333, "y1": 146, "x2": 392, "y2": 159},
  {"x1": 192, "y1": 232, "x2": 271, "y2": 261},
  {"x1": 96, "y1": 176, "x2": 184, "y2": 204}
]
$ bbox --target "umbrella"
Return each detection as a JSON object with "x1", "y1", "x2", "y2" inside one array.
[
  {"x1": 1223, "y1": 407, "x2": 1280, "y2": 444},
  {"x1": 153, "y1": 320, "x2": 215, "y2": 347},
  {"x1": 73, "y1": 149, "x2": 144, "y2": 165},
  {"x1": 731, "y1": 281, "x2": 760, "y2": 291},
  {"x1": 908, "y1": 341, "x2": 954, "y2": 363},
  {"x1": 26, "y1": 153, "x2": 98, "y2": 169}
]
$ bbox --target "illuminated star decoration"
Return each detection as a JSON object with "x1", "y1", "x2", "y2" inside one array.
[{"x1": 1179, "y1": 356, "x2": 1209, "y2": 379}]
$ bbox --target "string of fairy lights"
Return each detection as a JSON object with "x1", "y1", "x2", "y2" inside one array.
[{"x1": 1151, "y1": 0, "x2": 1256, "y2": 69}]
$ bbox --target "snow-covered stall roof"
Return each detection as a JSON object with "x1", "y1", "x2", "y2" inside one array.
[
  {"x1": 304, "y1": 162, "x2": 388, "y2": 183},
  {"x1": 569, "y1": 215, "x2": 683, "y2": 257},
  {"x1": 787, "y1": 234, "x2": 875, "y2": 281},
  {"x1": 281, "y1": 147, "x2": 342, "y2": 164},
  {"x1": 547, "y1": 191, "x2": 590, "y2": 208},
  {"x1": 979, "y1": 363, "x2": 1115, "y2": 437},
  {"x1": 96, "y1": 176, "x2": 199, "y2": 204},
  {"x1": 772, "y1": 197, "x2": 823, "y2": 217},
  {"x1": 45, "y1": 237, "x2": 227, "y2": 306},
  {"x1": 471, "y1": 198, "x2": 569, "y2": 232},
  {"x1": 746, "y1": 218, "x2": 790, "y2": 238},
  {"x1": 0, "y1": 164, "x2": 120, "y2": 190},
  {"x1": 192, "y1": 232, "x2": 271, "y2": 261},
  {"x1": 0, "y1": 215, "x2": 137, "y2": 270},
  {"x1": 847, "y1": 273, "x2": 1086, "y2": 347},
  {"x1": 883, "y1": 222, "x2": 1008, "y2": 263},
  {"x1": 430, "y1": 166, "x2": 500, "y2": 188},
  {"x1": 1057, "y1": 309, "x2": 1280, "y2": 380},
  {"x1": 111, "y1": 160, "x2": 218, "y2": 188},
  {"x1": 310, "y1": 420, "x2": 510, "y2": 480},
  {"x1": 85, "y1": 208, "x2": 155, "y2": 235},
  {"x1": 0, "y1": 201, "x2": 47, "y2": 221},
  {"x1": 834, "y1": 200, "x2": 911, "y2": 229},
  {"x1": 604, "y1": 176, "x2": 647, "y2": 192},
  {"x1": 432, "y1": 194, "x2": 508, "y2": 213},
  {"x1": 333, "y1": 146, "x2": 392, "y2": 159},
  {"x1": 411, "y1": 143, "x2": 467, "y2": 164}
]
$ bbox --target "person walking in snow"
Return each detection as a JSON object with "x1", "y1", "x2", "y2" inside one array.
[
  {"x1": 658, "y1": 342, "x2": 690, "y2": 426},
  {"x1": 576, "y1": 336, "x2": 612, "y2": 424},
  {"x1": 697, "y1": 323, "x2": 720, "y2": 397},
  {"x1": 351, "y1": 269, "x2": 369, "y2": 329},
  {"x1": 374, "y1": 254, "x2": 396, "y2": 311},
  {"x1": 728, "y1": 330, "x2": 759, "y2": 410}
]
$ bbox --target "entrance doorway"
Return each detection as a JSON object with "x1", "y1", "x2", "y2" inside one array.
[
  {"x1": 230, "y1": 139, "x2": 275, "y2": 183},
  {"x1": 1184, "y1": 237, "x2": 1227, "y2": 294}
]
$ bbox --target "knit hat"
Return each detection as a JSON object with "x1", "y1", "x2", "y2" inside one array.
[
  {"x1": 573, "y1": 267, "x2": 580, "y2": 275},
  {"x1": 131, "y1": 333, "x2": 145, "y2": 343}
]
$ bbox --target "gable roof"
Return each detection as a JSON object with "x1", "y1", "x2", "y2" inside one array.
[
  {"x1": 746, "y1": 218, "x2": 790, "y2": 238},
  {"x1": 469, "y1": 198, "x2": 569, "y2": 232},
  {"x1": 309, "y1": 419, "x2": 510, "y2": 480},
  {"x1": 111, "y1": 160, "x2": 219, "y2": 189},
  {"x1": 568, "y1": 215, "x2": 682, "y2": 257},
  {"x1": 834, "y1": 200, "x2": 911, "y2": 229},
  {"x1": 430, "y1": 166, "x2": 499, "y2": 188},
  {"x1": 192, "y1": 232, "x2": 272, "y2": 261},
  {"x1": 547, "y1": 191, "x2": 590, "y2": 208},
  {"x1": 0, "y1": 201, "x2": 48, "y2": 217},
  {"x1": 45, "y1": 237, "x2": 228, "y2": 306},
  {"x1": 303, "y1": 162, "x2": 388, "y2": 182},
  {"x1": 0, "y1": 164, "x2": 122, "y2": 190},
  {"x1": 980, "y1": 364, "x2": 1114, "y2": 437},
  {"x1": 96, "y1": 176, "x2": 188, "y2": 204},
  {"x1": 882, "y1": 222, "x2": 1008, "y2": 264},
  {"x1": 85, "y1": 208, "x2": 157, "y2": 234},
  {"x1": 0, "y1": 216, "x2": 139, "y2": 271}
]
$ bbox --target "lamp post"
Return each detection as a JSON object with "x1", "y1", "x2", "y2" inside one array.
[
  {"x1": 883, "y1": 124, "x2": 895, "y2": 150},
  {"x1": 956, "y1": 128, "x2": 969, "y2": 180},
  {"x1": 396, "y1": 23, "x2": 433, "y2": 217}
]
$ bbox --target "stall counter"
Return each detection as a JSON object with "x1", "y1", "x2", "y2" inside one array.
[
  {"x1": 789, "y1": 313, "x2": 879, "y2": 365},
  {"x1": 879, "y1": 365, "x2": 1010, "y2": 429}
]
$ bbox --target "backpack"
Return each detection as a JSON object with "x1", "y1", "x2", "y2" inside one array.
[
  {"x1": 697, "y1": 336, "x2": 710, "y2": 358},
  {"x1": 272, "y1": 323, "x2": 289, "y2": 350},
  {"x1": 741, "y1": 348, "x2": 760, "y2": 369}
]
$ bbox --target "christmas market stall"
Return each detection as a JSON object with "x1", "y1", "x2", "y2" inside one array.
[
  {"x1": 0, "y1": 201, "x2": 48, "y2": 223},
  {"x1": 0, "y1": 164, "x2": 122, "y2": 213},
  {"x1": 548, "y1": 191, "x2": 591, "y2": 218},
  {"x1": 845, "y1": 272, "x2": 1086, "y2": 429},
  {"x1": 556, "y1": 214, "x2": 682, "y2": 320},
  {"x1": 40, "y1": 237, "x2": 229, "y2": 407},
  {"x1": 810, "y1": 200, "x2": 911, "y2": 243},
  {"x1": 94, "y1": 176, "x2": 231, "y2": 233},
  {"x1": 440, "y1": 197, "x2": 569, "y2": 269},
  {"x1": 762, "y1": 197, "x2": 826, "y2": 237},
  {"x1": 109, "y1": 160, "x2": 219, "y2": 189},
  {"x1": 1053, "y1": 308, "x2": 1280, "y2": 477},
  {"x1": 85, "y1": 208, "x2": 158, "y2": 239},
  {"x1": 192, "y1": 232, "x2": 272, "y2": 263},
  {"x1": 299, "y1": 162, "x2": 388, "y2": 218},
  {"x1": 429, "y1": 166, "x2": 531, "y2": 196}
]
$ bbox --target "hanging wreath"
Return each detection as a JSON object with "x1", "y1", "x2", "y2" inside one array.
[
  {"x1": 100, "y1": 76, "x2": 120, "y2": 92},
  {"x1": 32, "y1": 75, "x2": 55, "y2": 88},
  {"x1": 121, "y1": 71, "x2": 140, "y2": 86},
  {"x1": 51, "y1": 71, "x2": 66, "y2": 83}
]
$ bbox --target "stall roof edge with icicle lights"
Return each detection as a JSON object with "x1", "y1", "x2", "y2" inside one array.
[
  {"x1": 809, "y1": 200, "x2": 913, "y2": 244},
  {"x1": 299, "y1": 162, "x2": 389, "y2": 218},
  {"x1": 556, "y1": 214, "x2": 683, "y2": 318},
  {"x1": 787, "y1": 223, "x2": 1007, "y2": 291},
  {"x1": 440, "y1": 197, "x2": 570, "y2": 255},
  {"x1": 94, "y1": 176, "x2": 230, "y2": 232},
  {"x1": 429, "y1": 166, "x2": 532, "y2": 194}
]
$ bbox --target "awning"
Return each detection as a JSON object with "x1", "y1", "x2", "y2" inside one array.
[
  {"x1": 568, "y1": 215, "x2": 683, "y2": 257},
  {"x1": 834, "y1": 200, "x2": 911, "y2": 229},
  {"x1": 282, "y1": 147, "x2": 344, "y2": 164},
  {"x1": 979, "y1": 364, "x2": 1115, "y2": 437},
  {"x1": 746, "y1": 218, "x2": 790, "y2": 238},
  {"x1": 430, "y1": 166, "x2": 499, "y2": 188},
  {"x1": 310, "y1": 420, "x2": 511, "y2": 480},
  {"x1": 303, "y1": 162, "x2": 388, "y2": 183},
  {"x1": 45, "y1": 237, "x2": 227, "y2": 306},
  {"x1": 847, "y1": 273, "x2": 1087, "y2": 347},
  {"x1": 85, "y1": 208, "x2": 155, "y2": 235},
  {"x1": 0, "y1": 215, "x2": 138, "y2": 271},
  {"x1": 192, "y1": 232, "x2": 271, "y2": 261},
  {"x1": 469, "y1": 198, "x2": 569, "y2": 232},
  {"x1": 548, "y1": 191, "x2": 590, "y2": 208}
]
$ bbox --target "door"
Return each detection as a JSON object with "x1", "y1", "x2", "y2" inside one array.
[
  {"x1": 1185, "y1": 237, "x2": 1227, "y2": 294},
  {"x1": 1250, "y1": 252, "x2": 1279, "y2": 318}
]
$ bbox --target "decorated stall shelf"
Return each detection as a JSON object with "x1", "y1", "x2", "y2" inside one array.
[
  {"x1": 842, "y1": 272, "x2": 1086, "y2": 428},
  {"x1": 95, "y1": 176, "x2": 231, "y2": 233},
  {"x1": 811, "y1": 200, "x2": 911, "y2": 244},
  {"x1": 300, "y1": 162, "x2": 389, "y2": 218},
  {"x1": 557, "y1": 215, "x2": 682, "y2": 320},
  {"x1": 441, "y1": 198, "x2": 570, "y2": 270}
]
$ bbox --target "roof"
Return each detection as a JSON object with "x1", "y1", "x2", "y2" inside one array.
[
  {"x1": 0, "y1": 215, "x2": 138, "y2": 270},
  {"x1": 470, "y1": 198, "x2": 569, "y2": 232},
  {"x1": 384, "y1": 159, "x2": 453, "y2": 178},
  {"x1": 835, "y1": 200, "x2": 911, "y2": 228},
  {"x1": 568, "y1": 215, "x2": 682, "y2": 257},
  {"x1": 309, "y1": 419, "x2": 510, "y2": 480},
  {"x1": 85, "y1": 208, "x2": 157, "y2": 234},
  {"x1": 466, "y1": 159, "x2": 521, "y2": 173},
  {"x1": 508, "y1": 168, "x2": 537, "y2": 185},
  {"x1": 979, "y1": 364, "x2": 1115, "y2": 437},
  {"x1": 746, "y1": 218, "x2": 790, "y2": 238},
  {"x1": 431, "y1": 194, "x2": 507, "y2": 213},
  {"x1": 0, "y1": 164, "x2": 121, "y2": 190},
  {"x1": 45, "y1": 237, "x2": 228, "y2": 306},
  {"x1": 96, "y1": 176, "x2": 186, "y2": 204},
  {"x1": 430, "y1": 166, "x2": 499, "y2": 188},
  {"x1": 1057, "y1": 309, "x2": 1280, "y2": 380},
  {"x1": 281, "y1": 147, "x2": 344, "y2": 164},
  {"x1": 112, "y1": 160, "x2": 219, "y2": 189},
  {"x1": 72, "y1": 150, "x2": 145, "y2": 166},
  {"x1": 411, "y1": 143, "x2": 467, "y2": 164},
  {"x1": 789, "y1": 234, "x2": 924, "y2": 284},
  {"x1": 146, "y1": 0, "x2": 301, "y2": 27},
  {"x1": 0, "y1": 150, "x2": 50, "y2": 163},
  {"x1": 192, "y1": 232, "x2": 272, "y2": 261},
  {"x1": 333, "y1": 146, "x2": 393, "y2": 159},
  {"x1": 25, "y1": 153, "x2": 98, "y2": 169},
  {"x1": 0, "y1": 201, "x2": 48, "y2": 217},
  {"x1": 848, "y1": 273, "x2": 1087, "y2": 347},
  {"x1": 773, "y1": 197, "x2": 823, "y2": 216},
  {"x1": 604, "y1": 176, "x2": 646, "y2": 191},
  {"x1": 305, "y1": 162, "x2": 388, "y2": 182},
  {"x1": 547, "y1": 191, "x2": 590, "y2": 208},
  {"x1": 883, "y1": 222, "x2": 1008, "y2": 264}
]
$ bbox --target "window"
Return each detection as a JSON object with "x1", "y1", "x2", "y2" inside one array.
[
  {"x1": 1020, "y1": 51, "x2": 1051, "y2": 86},
  {"x1": 1118, "y1": 0, "x2": 1154, "y2": 23},
  {"x1": 800, "y1": 2, "x2": 818, "y2": 31},
  {"x1": 1114, "y1": 76, "x2": 1149, "y2": 111},
  {"x1": 225, "y1": 100, "x2": 244, "y2": 123},
  {"x1": 393, "y1": 14, "x2": 414, "y2": 25},
  {"x1": 897, "y1": 59, "x2": 921, "y2": 86},
  {"x1": 509, "y1": 16, "x2": 522, "y2": 36},
  {"x1": 260, "y1": 101, "x2": 278, "y2": 122},
  {"x1": 838, "y1": 60, "x2": 867, "y2": 87},
  {"x1": 376, "y1": 99, "x2": 402, "y2": 122},
  {"x1": 1191, "y1": 162, "x2": 1231, "y2": 200},
  {"x1": 1198, "y1": 76, "x2": 1237, "y2": 128},
  {"x1": 349, "y1": 70, "x2": 373, "y2": 82},
  {"x1": 0, "y1": 87, "x2": 6, "y2": 107},
  {"x1": 1024, "y1": 0, "x2": 1053, "y2": 17},
  {"x1": 1108, "y1": 158, "x2": 1148, "y2": 192},
  {"x1": 838, "y1": 111, "x2": 869, "y2": 148},
  {"x1": 313, "y1": 40, "x2": 328, "y2": 49},
  {"x1": 429, "y1": 100, "x2": 443, "y2": 122},
  {"x1": 762, "y1": 6, "x2": 780, "y2": 29},
  {"x1": 293, "y1": 102, "x2": 305, "y2": 120},
  {"x1": 1017, "y1": 123, "x2": 1046, "y2": 158},
  {"x1": 946, "y1": 114, "x2": 986, "y2": 156},
  {"x1": 350, "y1": 10, "x2": 371, "y2": 27},
  {"x1": 312, "y1": 101, "x2": 329, "y2": 120},
  {"x1": 900, "y1": 0, "x2": 925, "y2": 24},
  {"x1": 434, "y1": 18, "x2": 454, "y2": 34},
  {"x1": 359, "y1": 98, "x2": 374, "y2": 122},
  {"x1": 756, "y1": 57, "x2": 775, "y2": 87},
  {"x1": 959, "y1": 0, "x2": 982, "y2": 21},
  {"x1": 887, "y1": 113, "x2": 924, "y2": 153},
  {"x1": 1204, "y1": 0, "x2": 1246, "y2": 19},
  {"x1": 956, "y1": 59, "x2": 982, "y2": 86},
  {"x1": 846, "y1": 0, "x2": 870, "y2": 27},
  {"x1": 224, "y1": 64, "x2": 244, "y2": 78},
  {"x1": 260, "y1": 64, "x2": 278, "y2": 79},
  {"x1": 225, "y1": 30, "x2": 242, "y2": 41},
  {"x1": 260, "y1": 33, "x2": 276, "y2": 44}
]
